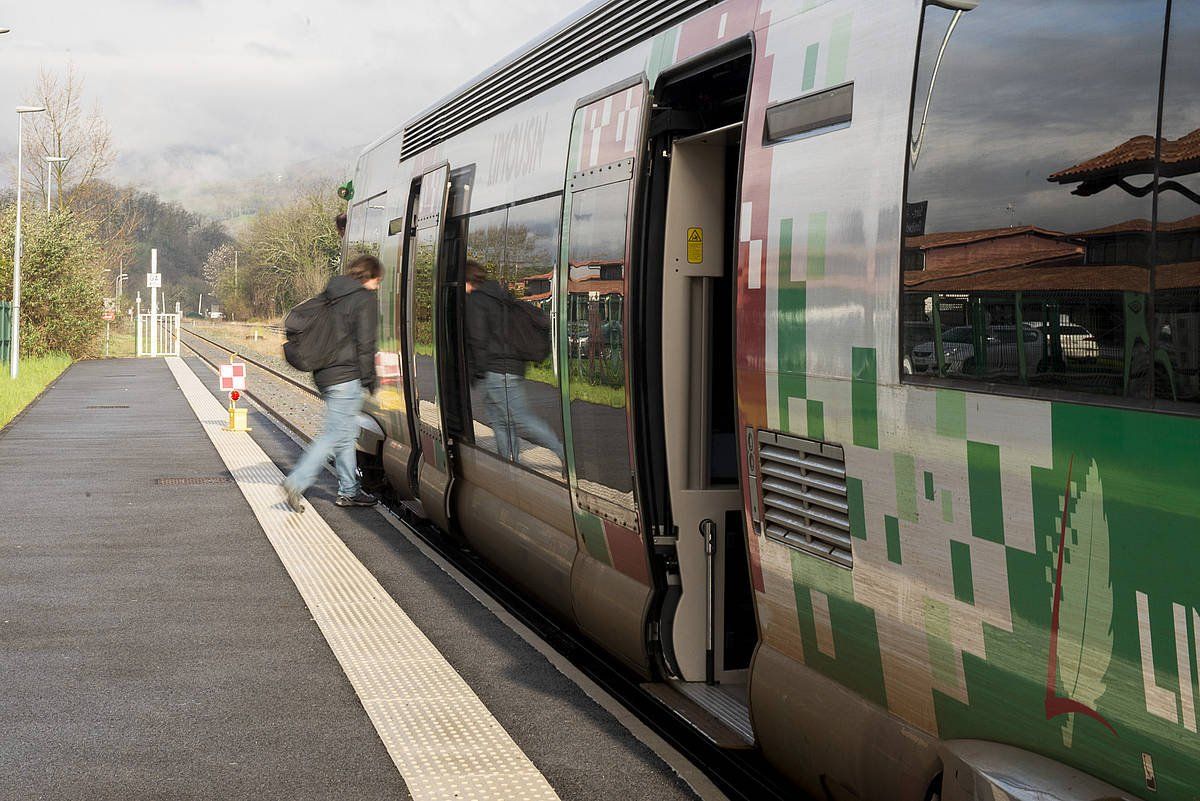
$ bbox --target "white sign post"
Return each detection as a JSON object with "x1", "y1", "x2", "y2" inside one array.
[{"x1": 148, "y1": 249, "x2": 159, "y2": 357}]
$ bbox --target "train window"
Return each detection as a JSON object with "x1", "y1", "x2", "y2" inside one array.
[
  {"x1": 464, "y1": 208, "x2": 508, "y2": 457},
  {"x1": 902, "y1": 2, "x2": 1165, "y2": 401},
  {"x1": 411, "y1": 225, "x2": 439, "y2": 429},
  {"x1": 461, "y1": 200, "x2": 566, "y2": 479},
  {"x1": 1154, "y1": 3, "x2": 1200, "y2": 405},
  {"x1": 360, "y1": 195, "x2": 386, "y2": 258},
  {"x1": 566, "y1": 180, "x2": 635, "y2": 511},
  {"x1": 504, "y1": 197, "x2": 566, "y2": 479},
  {"x1": 411, "y1": 167, "x2": 448, "y2": 433},
  {"x1": 348, "y1": 201, "x2": 368, "y2": 248}
]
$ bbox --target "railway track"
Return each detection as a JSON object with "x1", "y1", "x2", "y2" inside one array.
[{"x1": 179, "y1": 325, "x2": 799, "y2": 801}]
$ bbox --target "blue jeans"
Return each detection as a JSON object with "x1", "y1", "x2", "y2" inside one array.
[
  {"x1": 479, "y1": 371, "x2": 564, "y2": 464},
  {"x1": 285, "y1": 379, "x2": 364, "y2": 497}
]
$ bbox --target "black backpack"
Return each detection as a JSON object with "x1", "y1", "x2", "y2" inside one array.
[
  {"x1": 283, "y1": 292, "x2": 347, "y2": 372},
  {"x1": 503, "y1": 296, "x2": 552, "y2": 363}
]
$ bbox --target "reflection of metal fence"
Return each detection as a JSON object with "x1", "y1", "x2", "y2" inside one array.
[
  {"x1": 0, "y1": 302, "x2": 10, "y2": 364},
  {"x1": 568, "y1": 297, "x2": 623, "y2": 386}
]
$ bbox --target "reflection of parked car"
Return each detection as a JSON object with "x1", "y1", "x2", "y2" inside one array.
[
  {"x1": 911, "y1": 325, "x2": 1043, "y2": 375},
  {"x1": 902, "y1": 321, "x2": 935, "y2": 375},
  {"x1": 1032, "y1": 323, "x2": 1099, "y2": 362}
]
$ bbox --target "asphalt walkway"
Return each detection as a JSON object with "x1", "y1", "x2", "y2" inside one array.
[{"x1": 0, "y1": 357, "x2": 700, "y2": 801}]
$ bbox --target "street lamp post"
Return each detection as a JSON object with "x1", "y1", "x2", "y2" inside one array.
[
  {"x1": 10, "y1": 105, "x2": 47, "y2": 380},
  {"x1": 44, "y1": 156, "x2": 68, "y2": 217}
]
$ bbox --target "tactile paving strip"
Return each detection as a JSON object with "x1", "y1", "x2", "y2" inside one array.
[{"x1": 165, "y1": 357, "x2": 560, "y2": 801}]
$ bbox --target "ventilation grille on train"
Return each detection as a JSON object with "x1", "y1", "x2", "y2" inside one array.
[
  {"x1": 399, "y1": 0, "x2": 722, "y2": 161},
  {"x1": 755, "y1": 431, "x2": 852, "y2": 569}
]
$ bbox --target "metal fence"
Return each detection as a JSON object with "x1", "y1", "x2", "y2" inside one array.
[{"x1": 0, "y1": 301, "x2": 10, "y2": 365}]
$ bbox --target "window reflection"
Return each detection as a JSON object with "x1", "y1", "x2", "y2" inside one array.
[
  {"x1": 461, "y1": 199, "x2": 566, "y2": 480},
  {"x1": 411, "y1": 167, "x2": 448, "y2": 432},
  {"x1": 903, "y1": 1, "x2": 1166, "y2": 400},
  {"x1": 566, "y1": 181, "x2": 634, "y2": 516},
  {"x1": 505, "y1": 198, "x2": 566, "y2": 475},
  {"x1": 1154, "y1": 3, "x2": 1200, "y2": 403},
  {"x1": 412, "y1": 226, "x2": 439, "y2": 428}
]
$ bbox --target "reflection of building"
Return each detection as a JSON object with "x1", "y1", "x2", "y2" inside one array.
[
  {"x1": 903, "y1": 228, "x2": 1083, "y2": 292},
  {"x1": 900, "y1": 220, "x2": 1200, "y2": 293},
  {"x1": 521, "y1": 272, "x2": 553, "y2": 301},
  {"x1": 904, "y1": 226, "x2": 1080, "y2": 278}
]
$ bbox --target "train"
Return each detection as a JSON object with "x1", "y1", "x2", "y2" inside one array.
[{"x1": 343, "y1": 1, "x2": 1200, "y2": 798}]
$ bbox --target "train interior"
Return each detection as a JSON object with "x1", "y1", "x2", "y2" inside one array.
[{"x1": 639, "y1": 44, "x2": 759, "y2": 746}]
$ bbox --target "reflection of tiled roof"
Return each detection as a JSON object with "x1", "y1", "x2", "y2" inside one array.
[
  {"x1": 906, "y1": 226, "x2": 1066, "y2": 250},
  {"x1": 1071, "y1": 218, "x2": 1152, "y2": 237},
  {"x1": 1049, "y1": 128, "x2": 1200, "y2": 182},
  {"x1": 904, "y1": 246, "x2": 1082, "y2": 289},
  {"x1": 524, "y1": 272, "x2": 553, "y2": 281},
  {"x1": 568, "y1": 259, "x2": 624, "y2": 268},
  {"x1": 1071, "y1": 214, "x2": 1200, "y2": 237},
  {"x1": 521, "y1": 291, "x2": 552, "y2": 302},
  {"x1": 567, "y1": 279, "x2": 624, "y2": 295},
  {"x1": 909, "y1": 262, "x2": 1153, "y2": 293},
  {"x1": 1159, "y1": 261, "x2": 1200, "y2": 290}
]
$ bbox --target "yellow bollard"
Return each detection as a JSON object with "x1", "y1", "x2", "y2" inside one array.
[
  {"x1": 222, "y1": 353, "x2": 251, "y2": 431},
  {"x1": 225, "y1": 391, "x2": 251, "y2": 431}
]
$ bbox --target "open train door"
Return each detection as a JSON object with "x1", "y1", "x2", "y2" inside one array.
[
  {"x1": 634, "y1": 40, "x2": 758, "y2": 747},
  {"x1": 559, "y1": 80, "x2": 656, "y2": 676},
  {"x1": 402, "y1": 162, "x2": 455, "y2": 531}
]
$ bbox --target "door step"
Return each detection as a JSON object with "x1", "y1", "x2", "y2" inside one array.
[{"x1": 641, "y1": 681, "x2": 756, "y2": 749}]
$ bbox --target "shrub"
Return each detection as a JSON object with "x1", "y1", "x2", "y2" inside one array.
[{"x1": 0, "y1": 205, "x2": 105, "y2": 359}]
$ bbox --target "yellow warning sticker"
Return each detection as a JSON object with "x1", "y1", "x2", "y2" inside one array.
[{"x1": 687, "y1": 227, "x2": 703, "y2": 264}]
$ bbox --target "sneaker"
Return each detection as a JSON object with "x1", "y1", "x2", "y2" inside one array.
[
  {"x1": 284, "y1": 484, "x2": 305, "y2": 514},
  {"x1": 336, "y1": 491, "x2": 378, "y2": 508}
]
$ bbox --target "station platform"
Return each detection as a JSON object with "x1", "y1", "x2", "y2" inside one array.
[{"x1": 0, "y1": 357, "x2": 708, "y2": 801}]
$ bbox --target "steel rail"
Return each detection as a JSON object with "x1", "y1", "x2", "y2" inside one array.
[{"x1": 178, "y1": 326, "x2": 798, "y2": 801}]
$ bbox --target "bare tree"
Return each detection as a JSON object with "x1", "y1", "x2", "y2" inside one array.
[
  {"x1": 69, "y1": 181, "x2": 141, "y2": 273},
  {"x1": 21, "y1": 64, "x2": 115, "y2": 211}
]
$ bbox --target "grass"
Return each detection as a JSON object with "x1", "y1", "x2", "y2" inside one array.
[{"x1": 0, "y1": 353, "x2": 72, "y2": 428}]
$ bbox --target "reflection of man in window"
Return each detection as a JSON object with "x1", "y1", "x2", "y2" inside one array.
[{"x1": 465, "y1": 260, "x2": 565, "y2": 465}]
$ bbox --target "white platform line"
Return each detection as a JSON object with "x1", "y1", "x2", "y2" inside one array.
[{"x1": 165, "y1": 356, "x2": 560, "y2": 801}]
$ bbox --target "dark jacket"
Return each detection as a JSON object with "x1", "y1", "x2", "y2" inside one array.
[
  {"x1": 465, "y1": 281, "x2": 524, "y2": 378},
  {"x1": 313, "y1": 275, "x2": 379, "y2": 392}
]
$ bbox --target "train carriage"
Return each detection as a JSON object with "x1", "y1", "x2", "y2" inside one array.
[{"x1": 345, "y1": 1, "x2": 1200, "y2": 798}]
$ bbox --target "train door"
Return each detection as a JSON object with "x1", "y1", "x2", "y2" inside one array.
[
  {"x1": 374, "y1": 190, "x2": 417, "y2": 499},
  {"x1": 559, "y1": 81, "x2": 655, "y2": 675},
  {"x1": 405, "y1": 163, "x2": 455, "y2": 531},
  {"x1": 637, "y1": 43, "x2": 758, "y2": 745}
]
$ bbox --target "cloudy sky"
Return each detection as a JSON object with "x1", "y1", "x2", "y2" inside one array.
[{"x1": 0, "y1": 0, "x2": 592, "y2": 206}]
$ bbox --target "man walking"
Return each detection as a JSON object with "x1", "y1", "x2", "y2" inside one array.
[{"x1": 283, "y1": 254, "x2": 382, "y2": 512}]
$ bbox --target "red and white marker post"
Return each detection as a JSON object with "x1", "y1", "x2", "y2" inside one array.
[{"x1": 219, "y1": 357, "x2": 250, "y2": 431}]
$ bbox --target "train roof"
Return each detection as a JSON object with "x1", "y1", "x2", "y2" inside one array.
[{"x1": 360, "y1": 0, "x2": 721, "y2": 161}]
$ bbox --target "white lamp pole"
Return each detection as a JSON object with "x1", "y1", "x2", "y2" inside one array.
[
  {"x1": 11, "y1": 105, "x2": 46, "y2": 379},
  {"x1": 44, "y1": 155, "x2": 68, "y2": 218}
]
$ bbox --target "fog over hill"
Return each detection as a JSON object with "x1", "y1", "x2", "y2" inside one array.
[{"x1": 116, "y1": 144, "x2": 361, "y2": 228}]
